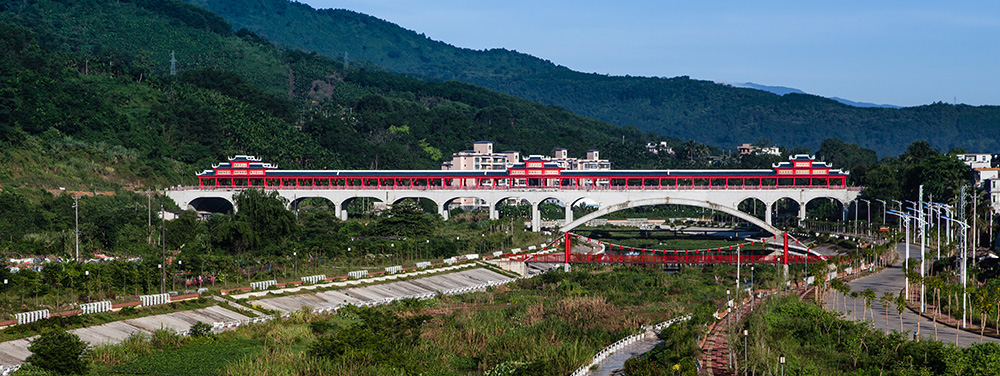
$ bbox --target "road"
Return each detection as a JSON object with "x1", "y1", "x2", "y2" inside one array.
[{"x1": 824, "y1": 242, "x2": 997, "y2": 346}]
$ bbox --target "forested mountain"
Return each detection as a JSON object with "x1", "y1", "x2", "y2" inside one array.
[
  {"x1": 186, "y1": 0, "x2": 1000, "y2": 156},
  {"x1": 0, "y1": 0, "x2": 698, "y2": 192}
]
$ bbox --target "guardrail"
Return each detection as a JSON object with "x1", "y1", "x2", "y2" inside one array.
[
  {"x1": 569, "y1": 315, "x2": 691, "y2": 376},
  {"x1": 250, "y1": 280, "x2": 277, "y2": 290},
  {"x1": 80, "y1": 301, "x2": 113, "y2": 315},
  {"x1": 300, "y1": 275, "x2": 327, "y2": 284},
  {"x1": 139, "y1": 293, "x2": 170, "y2": 307},
  {"x1": 14, "y1": 309, "x2": 49, "y2": 325}
]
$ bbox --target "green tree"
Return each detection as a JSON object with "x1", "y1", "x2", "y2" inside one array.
[{"x1": 26, "y1": 328, "x2": 89, "y2": 375}]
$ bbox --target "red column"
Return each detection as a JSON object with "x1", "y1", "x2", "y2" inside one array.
[
  {"x1": 564, "y1": 232, "x2": 571, "y2": 264},
  {"x1": 783, "y1": 232, "x2": 789, "y2": 265}
]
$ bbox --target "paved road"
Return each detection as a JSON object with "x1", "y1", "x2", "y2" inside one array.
[{"x1": 825, "y1": 242, "x2": 997, "y2": 346}]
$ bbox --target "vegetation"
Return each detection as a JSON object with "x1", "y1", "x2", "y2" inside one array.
[
  {"x1": 190, "y1": 0, "x2": 1000, "y2": 157},
  {"x1": 68, "y1": 265, "x2": 755, "y2": 375},
  {"x1": 25, "y1": 328, "x2": 89, "y2": 375},
  {"x1": 734, "y1": 295, "x2": 1000, "y2": 375}
]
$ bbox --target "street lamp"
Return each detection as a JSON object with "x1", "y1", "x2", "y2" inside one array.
[
  {"x1": 887, "y1": 210, "x2": 913, "y2": 300},
  {"x1": 743, "y1": 328, "x2": 748, "y2": 374},
  {"x1": 750, "y1": 265, "x2": 755, "y2": 311},
  {"x1": 72, "y1": 195, "x2": 80, "y2": 262},
  {"x1": 895, "y1": 209, "x2": 928, "y2": 312},
  {"x1": 942, "y1": 215, "x2": 970, "y2": 328},
  {"x1": 85, "y1": 270, "x2": 90, "y2": 303},
  {"x1": 858, "y1": 198, "x2": 870, "y2": 236},
  {"x1": 780, "y1": 355, "x2": 785, "y2": 376},
  {"x1": 874, "y1": 199, "x2": 887, "y2": 226},
  {"x1": 891, "y1": 199, "x2": 903, "y2": 231}
]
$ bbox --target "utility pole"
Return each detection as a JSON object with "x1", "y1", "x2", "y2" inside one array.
[
  {"x1": 147, "y1": 191, "x2": 152, "y2": 245},
  {"x1": 73, "y1": 195, "x2": 80, "y2": 262},
  {"x1": 161, "y1": 201, "x2": 166, "y2": 294},
  {"x1": 170, "y1": 51, "x2": 177, "y2": 75}
]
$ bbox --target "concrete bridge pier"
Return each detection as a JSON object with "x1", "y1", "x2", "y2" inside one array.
[
  {"x1": 438, "y1": 202, "x2": 449, "y2": 220},
  {"x1": 765, "y1": 202, "x2": 773, "y2": 226},
  {"x1": 798, "y1": 204, "x2": 807, "y2": 226},
  {"x1": 531, "y1": 202, "x2": 541, "y2": 232},
  {"x1": 489, "y1": 202, "x2": 499, "y2": 220},
  {"x1": 564, "y1": 204, "x2": 574, "y2": 224}
]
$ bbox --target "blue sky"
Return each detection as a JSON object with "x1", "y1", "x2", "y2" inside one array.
[{"x1": 297, "y1": 0, "x2": 1000, "y2": 107}]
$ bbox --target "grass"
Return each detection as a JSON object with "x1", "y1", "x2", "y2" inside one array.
[{"x1": 84, "y1": 264, "x2": 741, "y2": 375}]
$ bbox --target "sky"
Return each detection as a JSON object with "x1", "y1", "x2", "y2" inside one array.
[{"x1": 296, "y1": 0, "x2": 1000, "y2": 107}]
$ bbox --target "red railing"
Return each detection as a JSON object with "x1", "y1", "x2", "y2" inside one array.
[
  {"x1": 519, "y1": 253, "x2": 824, "y2": 264},
  {"x1": 176, "y1": 183, "x2": 854, "y2": 192}
]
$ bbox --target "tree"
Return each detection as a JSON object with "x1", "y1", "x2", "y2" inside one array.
[
  {"x1": 895, "y1": 292, "x2": 906, "y2": 333},
  {"x1": 26, "y1": 328, "x2": 89, "y2": 375},
  {"x1": 862, "y1": 288, "x2": 876, "y2": 326},
  {"x1": 880, "y1": 292, "x2": 894, "y2": 334}
]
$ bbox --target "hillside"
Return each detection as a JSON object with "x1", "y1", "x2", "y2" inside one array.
[
  {"x1": 0, "y1": 0, "x2": 703, "y2": 193},
  {"x1": 186, "y1": 0, "x2": 1000, "y2": 156}
]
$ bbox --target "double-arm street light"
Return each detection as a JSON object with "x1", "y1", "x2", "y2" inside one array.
[
  {"x1": 858, "y1": 198, "x2": 871, "y2": 236},
  {"x1": 889, "y1": 209, "x2": 928, "y2": 311},
  {"x1": 942, "y1": 215, "x2": 970, "y2": 328},
  {"x1": 891, "y1": 199, "x2": 903, "y2": 231},
  {"x1": 874, "y1": 199, "x2": 887, "y2": 226}
]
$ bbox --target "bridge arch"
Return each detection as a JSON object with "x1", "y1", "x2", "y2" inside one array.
[
  {"x1": 188, "y1": 197, "x2": 235, "y2": 213},
  {"x1": 560, "y1": 197, "x2": 782, "y2": 235},
  {"x1": 804, "y1": 196, "x2": 847, "y2": 222}
]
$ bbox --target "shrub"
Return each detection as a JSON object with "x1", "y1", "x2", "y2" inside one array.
[
  {"x1": 26, "y1": 328, "x2": 89, "y2": 375},
  {"x1": 188, "y1": 321, "x2": 213, "y2": 337}
]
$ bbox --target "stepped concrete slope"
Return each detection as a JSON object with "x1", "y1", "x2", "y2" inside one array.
[
  {"x1": 0, "y1": 267, "x2": 512, "y2": 369},
  {"x1": 252, "y1": 268, "x2": 512, "y2": 313},
  {"x1": 0, "y1": 306, "x2": 250, "y2": 368}
]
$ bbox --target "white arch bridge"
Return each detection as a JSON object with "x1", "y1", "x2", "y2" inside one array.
[
  {"x1": 165, "y1": 155, "x2": 861, "y2": 234},
  {"x1": 167, "y1": 187, "x2": 861, "y2": 234}
]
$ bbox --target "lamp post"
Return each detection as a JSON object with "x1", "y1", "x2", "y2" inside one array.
[
  {"x1": 83, "y1": 269, "x2": 90, "y2": 303},
  {"x1": 73, "y1": 195, "x2": 80, "y2": 262},
  {"x1": 942, "y1": 215, "x2": 969, "y2": 328},
  {"x1": 743, "y1": 329, "x2": 748, "y2": 375},
  {"x1": 780, "y1": 354, "x2": 785, "y2": 376},
  {"x1": 891, "y1": 199, "x2": 903, "y2": 231},
  {"x1": 887, "y1": 210, "x2": 912, "y2": 299},
  {"x1": 874, "y1": 199, "x2": 887, "y2": 226},
  {"x1": 750, "y1": 265, "x2": 755, "y2": 311},
  {"x1": 853, "y1": 199, "x2": 859, "y2": 235},
  {"x1": 858, "y1": 198, "x2": 870, "y2": 237},
  {"x1": 896, "y1": 208, "x2": 928, "y2": 312}
]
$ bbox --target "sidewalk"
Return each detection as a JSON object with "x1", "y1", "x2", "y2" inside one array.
[
  {"x1": 699, "y1": 295, "x2": 762, "y2": 376},
  {"x1": 904, "y1": 285, "x2": 1000, "y2": 341}
]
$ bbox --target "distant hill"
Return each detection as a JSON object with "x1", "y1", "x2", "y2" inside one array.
[
  {"x1": 726, "y1": 82, "x2": 900, "y2": 108},
  {"x1": 185, "y1": 0, "x2": 1000, "y2": 156},
  {"x1": 0, "y1": 0, "x2": 700, "y2": 191}
]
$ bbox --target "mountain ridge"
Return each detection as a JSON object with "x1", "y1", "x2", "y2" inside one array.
[{"x1": 184, "y1": 0, "x2": 1000, "y2": 156}]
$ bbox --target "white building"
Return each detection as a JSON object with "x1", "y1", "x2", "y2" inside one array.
[
  {"x1": 439, "y1": 142, "x2": 611, "y2": 211},
  {"x1": 957, "y1": 153, "x2": 992, "y2": 169}
]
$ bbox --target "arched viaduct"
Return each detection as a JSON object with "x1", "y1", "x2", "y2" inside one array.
[{"x1": 166, "y1": 187, "x2": 860, "y2": 235}]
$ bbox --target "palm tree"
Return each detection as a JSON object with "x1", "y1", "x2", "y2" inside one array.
[
  {"x1": 881, "y1": 292, "x2": 894, "y2": 334},
  {"x1": 862, "y1": 288, "x2": 876, "y2": 326},
  {"x1": 850, "y1": 291, "x2": 861, "y2": 321},
  {"x1": 926, "y1": 276, "x2": 940, "y2": 340},
  {"x1": 895, "y1": 292, "x2": 906, "y2": 333},
  {"x1": 971, "y1": 287, "x2": 988, "y2": 343}
]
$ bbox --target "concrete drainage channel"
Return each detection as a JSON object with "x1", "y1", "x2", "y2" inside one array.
[{"x1": 569, "y1": 315, "x2": 692, "y2": 376}]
